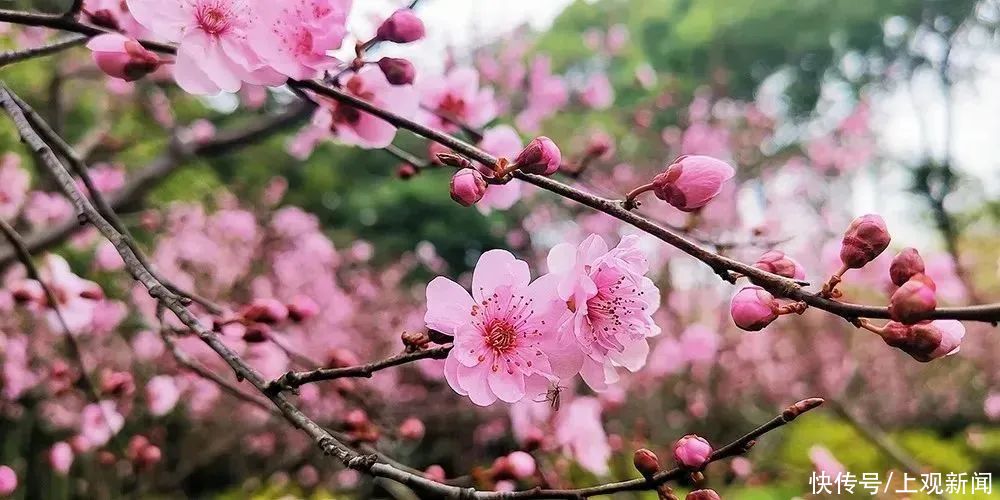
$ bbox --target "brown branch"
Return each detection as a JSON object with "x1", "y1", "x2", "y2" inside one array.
[
  {"x1": 267, "y1": 344, "x2": 452, "y2": 393},
  {"x1": 291, "y1": 79, "x2": 1000, "y2": 326},
  {"x1": 0, "y1": 9, "x2": 176, "y2": 54},
  {"x1": 0, "y1": 34, "x2": 86, "y2": 68}
]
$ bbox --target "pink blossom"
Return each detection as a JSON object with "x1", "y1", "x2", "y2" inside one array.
[
  {"x1": 730, "y1": 286, "x2": 779, "y2": 331},
  {"x1": 127, "y1": 0, "x2": 285, "y2": 94},
  {"x1": 83, "y1": 0, "x2": 145, "y2": 35},
  {"x1": 0, "y1": 153, "x2": 30, "y2": 220},
  {"x1": 287, "y1": 294, "x2": 320, "y2": 322},
  {"x1": 477, "y1": 125, "x2": 524, "y2": 213},
  {"x1": 94, "y1": 240, "x2": 125, "y2": 271},
  {"x1": 888, "y1": 274, "x2": 937, "y2": 324},
  {"x1": 419, "y1": 67, "x2": 497, "y2": 132},
  {"x1": 514, "y1": 136, "x2": 561, "y2": 176},
  {"x1": 580, "y1": 73, "x2": 614, "y2": 110},
  {"x1": 131, "y1": 330, "x2": 164, "y2": 360},
  {"x1": 35, "y1": 254, "x2": 103, "y2": 333},
  {"x1": 515, "y1": 56, "x2": 568, "y2": 132},
  {"x1": 878, "y1": 320, "x2": 965, "y2": 362},
  {"x1": 249, "y1": 0, "x2": 351, "y2": 80},
  {"x1": 0, "y1": 465, "x2": 15, "y2": 496},
  {"x1": 80, "y1": 400, "x2": 125, "y2": 447},
  {"x1": 313, "y1": 66, "x2": 418, "y2": 148},
  {"x1": 673, "y1": 434, "x2": 713, "y2": 469},
  {"x1": 146, "y1": 375, "x2": 181, "y2": 416},
  {"x1": 377, "y1": 57, "x2": 416, "y2": 85},
  {"x1": 450, "y1": 169, "x2": 488, "y2": 207},
  {"x1": 555, "y1": 397, "x2": 610, "y2": 475},
  {"x1": 86, "y1": 33, "x2": 162, "y2": 81},
  {"x1": 606, "y1": 24, "x2": 629, "y2": 53},
  {"x1": 809, "y1": 446, "x2": 846, "y2": 476},
  {"x1": 425, "y1": 250, "x2": 564, "y2": 405},
  {"x1": 49, "y1": 441, "x2": 74, "y2": 475},
  {"x1": 23, "y1": 192, "x2": 73, "y2": 228},
  {"x1": 679, "y1": 324, "x2": 720, "y2": 363},
  {"x1": 546, "y1": 234, "x2": 660, "y2": 391},
  {"x1": 985, "y1": 393, "x2": 1000, "y2": 420},
  {"x1": 398, "y1": 417, "x2": 425, "y2": 440},
  {"x1": 86, "y1": 163, "x2": 126, "y2": 194},
  {"x1": 376, "y1": 9, "x2": 425, "y2": 43},
  {"x1": 753, "y1": 250, "x2": 806, "y2": 280},
  {"x1": 652, "y1": 155, "x2": 735, "y2": 212},
  {"x1": 839, "y1": 214, "x2": 891, "y2": 269}
]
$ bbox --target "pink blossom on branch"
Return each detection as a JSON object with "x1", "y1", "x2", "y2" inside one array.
[
  {"x1": 86, "y1": 33, "x2": 162, "y2": 82},
  {"x1": 419, "y1": 67, "x2": 498, "y2": 132},
  {"x1": 424, "y1": 250, "x2": 565, "y2": 406},
  {"x1": 248, "y1": 0, "x2": 352, "y2": 80},
  {"x1": 126, "y1": 0, "x2": 285, "y2": 94},
  {"x1": 651, "y1": 155, "x2": 735, "y2": 212},
  {"x1": 546, "y1": 234, "x2": 660, "y2": 391},
  {"x1": 312, "y1": 67, "x2": 418, "y2": 149},
  {"x1": 476, "y1": 125, "x2": 524, "y2": 213}
]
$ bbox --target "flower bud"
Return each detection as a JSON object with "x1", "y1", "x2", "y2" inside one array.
[
  {"x1": 86, "y1": 34, "x2": 161, "y2": 82},
  {"x1": 376, "y1": 9, "x2": 426, "y2": 43},
  {"x1": 839, "y1": 214, "x2": 891, "y2": 269},
  {"x1": 753, "y1": 250, "x2": 806, "y2": 280},
  {"x1": 241, "y1": 298, "x2": 289, "y2": 324},
  {"x1": 632, "y1": 448, "x2": 660, "y2": 477},
  {"x1": 888, "y1": 274, "x2": 937, "y2": 324},
  {"x1": 449, "y1": 169, "x2": 487, "y2": 206},
  {"x1": 398, "y1": 417, "x2": 425, "y2": 441},
  {"x1": 730, "y1": 286, "x2": 779, "y2": 331},
  {"x1": 100, "y1": 370, "x2": 135, "y2": 397},
  {"x1": 879, "y1": 320, "x2": 965, "y2": 362},
  {"x1": 687, "y1": 489, "x2": 722, "y2": 500},
  {"x1": 425, "y1": 465, "x2": 447, "y2": 482},
  {"x1": 651, "y1": 155, "x2": 735, "y2": 212},
  {"x1": 11, "y1": 280, "x2": 44, "y2": 304},
  {"x1": 672, "y1": 434, "x2": 713, "y2": 469},
  {"x1": 377, "y1": 57, "x2": 416, "y2": 85},
  {"x1": 514, "y1": 137, "x2": 562, "y2": 176},
  {"x1": 397, "y1": 163, "x2": 418, "y2": 179},
  {"x1": 585, "y1": 131, "x2": 615, "y2": 160},
  {"x1": 48, "y1": 442, "x2": 74, "y2": 475},
  {"x1": 242, "y1": 323, "x2": 271, "y2": 343},
  {"x1": 0, "y1": 465, "x2": 16, "y2": 496},
  {"x1": 889, "y1": 247, "x2": 925, "y2": 287},
  {"x1": 286, "y1": 295, "x2": 319, "y2": 322},
  {"x1": 506, "y1": 451, "x2": 536, "y2": 479}
]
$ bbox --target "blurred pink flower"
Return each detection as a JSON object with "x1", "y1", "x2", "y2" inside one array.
[
  {"x1": 0, "y1": 153, "x2": 29, "y2": 220},
  {"x1": 419, "y1": 67, "x2": 497, "y2": 132},
  {"x1": 555, "y1": 397, "x2": 610, "y2": 475},
  {"x1": 809, "y1": 445, "x2": 846, "y2": 477},
  {"x1": 679, "y1": 324, "x2": 720, "y2": 363},
  {"x1": 313, "y1": 67, "x2": 418, "y2": 149},
  {"x1": 477, "y1": 125, "x2": 524, "y2": 213},
  {"x1": 0, "y1": 465, "x2": 15, "y2": 496},
  {"x1": 580, "y1": 73, "x2": 614, "y2": 110},
  {"x1": 80, "y1": 400, "x2": 124, "y2": 447},
  {"x1": 23, "y1": 192, "x2": 73, "y2": 228},
  {"x1": 146, "y1": 375, "x2": 181, "y2": 416},
  {"x1": 49, "y1": 441, "x2": 74, "y2": 475}
]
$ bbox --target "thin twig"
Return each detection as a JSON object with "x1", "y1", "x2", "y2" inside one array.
[
  {"x1": 267, "y1": 345, "x2": 452, "y2": 393},
  {"x1": 0, "y1": 34, "x2": 86, "y2": 68}
]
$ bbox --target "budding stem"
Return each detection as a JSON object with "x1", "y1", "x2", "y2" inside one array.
[
  {"x1": 857, "y1": 318, "x2": 886, "y2": 335},
  {"x1": 820, "y1": 264, "x2": 849, "y2": 297},
  {"x1": 623, "y1": 182, "x2": 655, "y2": 210},
  {"x1": 494, "y1": 158, "x2": 519, "y2": 178}
]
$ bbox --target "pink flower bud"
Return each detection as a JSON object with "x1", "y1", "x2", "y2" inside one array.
[
  {"x1": 425, "y1": 465, "x2": 447, "y2": 482},
  {"x1": 506, "y1": 451, "x2": 536, "y2": 479},
  {"x1": 398, "y1": 417, "x2": 425, "y2": 441},
  {"x1": 651, "y1": 155, "x2": 735, "y2": 212},
  {"x1": 632, "y1": 448, "x2": 660, "y2": 477},
  {"x1": 376, "y1": 9, "x2": 426, "y2": 43},
  {"x1": 880, "y1": 320, "x2": 965, "y2": 362},
  {"x1": 753, "y1": 250, "x2": 806, "y2": 279},
  {"x1": 286, "y1": 295, "x2": 319, "y2": 322},
  {"x1": 241, "y1": 298, "x2": 289, "y2": 324},
  {"x1": 839, "y1": 214, "x2": 891, "y2": 269},
  {"x1": 449, "y1": 169, "x2": 487, "y2": 206},
  {"x1": 11, "y1": 280, "x2": 44, "y2": 304},
  {"x1": 889, "y1": 247, "x2": 925, "y2": 287},
  {"x1": 585, "y1": 131, "x2": 615, "y2": 159},
  {"x1": 0, "y1": 465, "x2": 16, "y2": 496},
  {"x1": 673, "y1": 434, "x2": 713, "y2": 469},
  {"x1": 888, "y1": 274, "x2": 937, "y2": 324},
  {"x1": 100, "y1": 370, "x2": 135, "y2": 397},
  {"x1": 397, "y1": 163, "x2": 418, "y2": 179},
  {"x1": 377, "y1": 57, "x2": 416, "y2": 85},
  {"x1": 86, "y1": 34, "x2": 161, "y2": 82},
  {"x1": 687, "y1": 489, "x2": 722, "y2": 500},
  {"x1": 79, "y1": 281, "x2": 105, "y2": 300},
  {"x1": 514, "y1": 137, "x2": 562, "y2": 176},
  {"x1": 730, "y1": 286, "x2": 778, "y2": 331},
  {"x1": 242, "y1": 323, "x2": 271, "y2": 343},
  {"x1": 48, "y1": 442, "x2": 73, "y2": 475}
]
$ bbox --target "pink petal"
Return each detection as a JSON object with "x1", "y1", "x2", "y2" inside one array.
[
  {"x1": 424, "y1": 277, "x2": 474, "y2": 335},
  {"x1": 457, "y1": 363, "x2": 497, "y2": 406},
  {"x1": 471, "y1": 250, "x2": 529, "y2": 301},
  {"x1": 488, "y1": 363, "x2": 526, "y2": 403}
]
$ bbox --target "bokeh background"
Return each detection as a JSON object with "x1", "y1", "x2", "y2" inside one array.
[{"x1": 1, "y1": 0, "x2": 1000, "y2": 498}]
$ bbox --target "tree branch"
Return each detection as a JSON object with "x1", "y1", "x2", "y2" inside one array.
[
  {"x1": 0, "y1": 34, "x2": 86, "y2": 68},
  {"x1": 290, "y1": 79, "x2": 1000, "y2": 326},
  {"x1": 267, "y1": 344, "x2": 452, "y2": 393}
]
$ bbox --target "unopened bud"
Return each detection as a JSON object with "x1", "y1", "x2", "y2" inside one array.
[
  {"x1": 376, "y1": 9, "x2": 426, "y2": 43},
  {"x1": 652, "y1": 155, "x2": 735, "y2": 212},
  {"x1": 378, "y1": 57, "x2": 416, "y2": 85},
  {"x1": 672, "y1": 434, "x2": 713, "y2": 470},
  {"x1": 753, "y1": 250, "x2": 806, "y2": 280},
  {"x1": 888, "y1": 274, "x2": 937, "y2": 324},
  {"x1": 397, "y1": 163, "x2": 418, "y2": 179},
  {"x1": 889, "y1": 247, "x2": 925, "y2": 287},
  {"x1": 633, "y1": 448, "x2": 660, "y2": 478},
  {"x1": 730, "y1": 286, "x2": 778, "y2": 331},
  {"x1": 449, "y1": 169, "x2": 487, "y2": 207},
  {"x1": 686, "y1": 489, "x2": 722, "y2": 500},
  {"x1": 514, "y1": 137, "x2": 562, "y2": 176},
  {"x1": 839, "y1": 214, "x2": 891, "y2": 269},
  {"x1": 241, "y1": 298, "x2": 289, "y2": 324}
]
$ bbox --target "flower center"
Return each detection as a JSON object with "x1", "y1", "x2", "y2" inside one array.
[
  {"x1": 438, "y1": 94, "x2": 466, "y2": 118},
  {"x1": 485, "y1": 321, "x2": 518, "y2": 353},
  {"x1": 196, "y1": 6, "x2": 231, "y2": 36}
]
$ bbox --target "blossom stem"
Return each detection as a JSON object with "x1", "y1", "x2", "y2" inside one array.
[{"x1": 623, "y1": 182, "x2": 655, "y2": 210}]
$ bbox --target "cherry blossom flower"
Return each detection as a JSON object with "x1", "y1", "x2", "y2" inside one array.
[
  {"x1": 80, "y1": 400, "x2": 125, "y2": 447},
  {"x1": 419, "y1": 67, "x2": 497, "y2": 132},
  {"x1": 425, "y1": 250, "x2": 565, "y2": 405},
  {"x1": 49, "y1": 442, "x2": 74, "y2": 475},
  {"x1": 580, "y1": 73, "x2": 614, "y2": 110},
  {"x1": 516, "y1": 55, "x2": 568, "y2": 132},
  {"x1": 126, "y1": 0, "x2": 285, "y2": 94},
  {"x1": 0, "y1": 153, "x2": 29, "y2": 221},
  {"x1": 86, "y1": 33, "x2": 162, "y2": 81},
  {"x1": 312, "y1": 67, "x2": 418, "y2": 148},
  {"x1": 146, "y1": 375, "x2": 181, "y2": 416},
  {"x1": 477, "y1": 125, "x2": 524, "y2": 213},
  {"x1": 0, "y1": 466, "x2": 15, "y2": 496},
  {"x1": 249, "y1": 0, "x2": 352, "y2": 80},
  {"x1": 546, "y1": 234, "x2": 660, "y2": 391},
  {"x1": 554, "y1": 397, "x2": 610, "y2": 475}
]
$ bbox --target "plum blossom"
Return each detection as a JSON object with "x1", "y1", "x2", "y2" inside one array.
[
  {"x1": 554, "y1": 397, "x2": 610, "y2": 475},
  {"x1": 546, "y1": 234, "x2": 660, "y2": 391},
  {"x1": 312, "y1": 67, "x2": 419, "y2": 148},
  {"x1": 80, "y1": 400, "x2": 125, "y2": 447},
  {"x1": 19, "y1": 254, "x2": 104, "y2": 333},
  {"x1": 419, "y1": 67, "x2": 497, "y2": 132},
  {"x1": 23, "y1": 192, "x2": 73, "y2": 228},
  {"x1": 146, "y1": 375, "x2": 181, "y2": 416},
  {"x1": 516, "y1": 56, "x2": 568, "y2": 132},
  {"x1": 49, "y1": 442, "x2": 74, "y2": 475},
  {"x1": 425, "y1": 250, "x2": 565, "y2": 405},
  {"x1": 0, "y1": 153, "x2": 29, "y2": 220},
  {"x1": 580, "y1": 73, "x2": 614, "y2": 110},
  {"x1": 249, "y1": 0, "x2": 352, "y2": 80},
  {"x1": 477, "y1": 125, "x2": 524, "y2": 213},
  {"x1": 126, "y1": 0, "x2": 285, "y2": 94}
]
